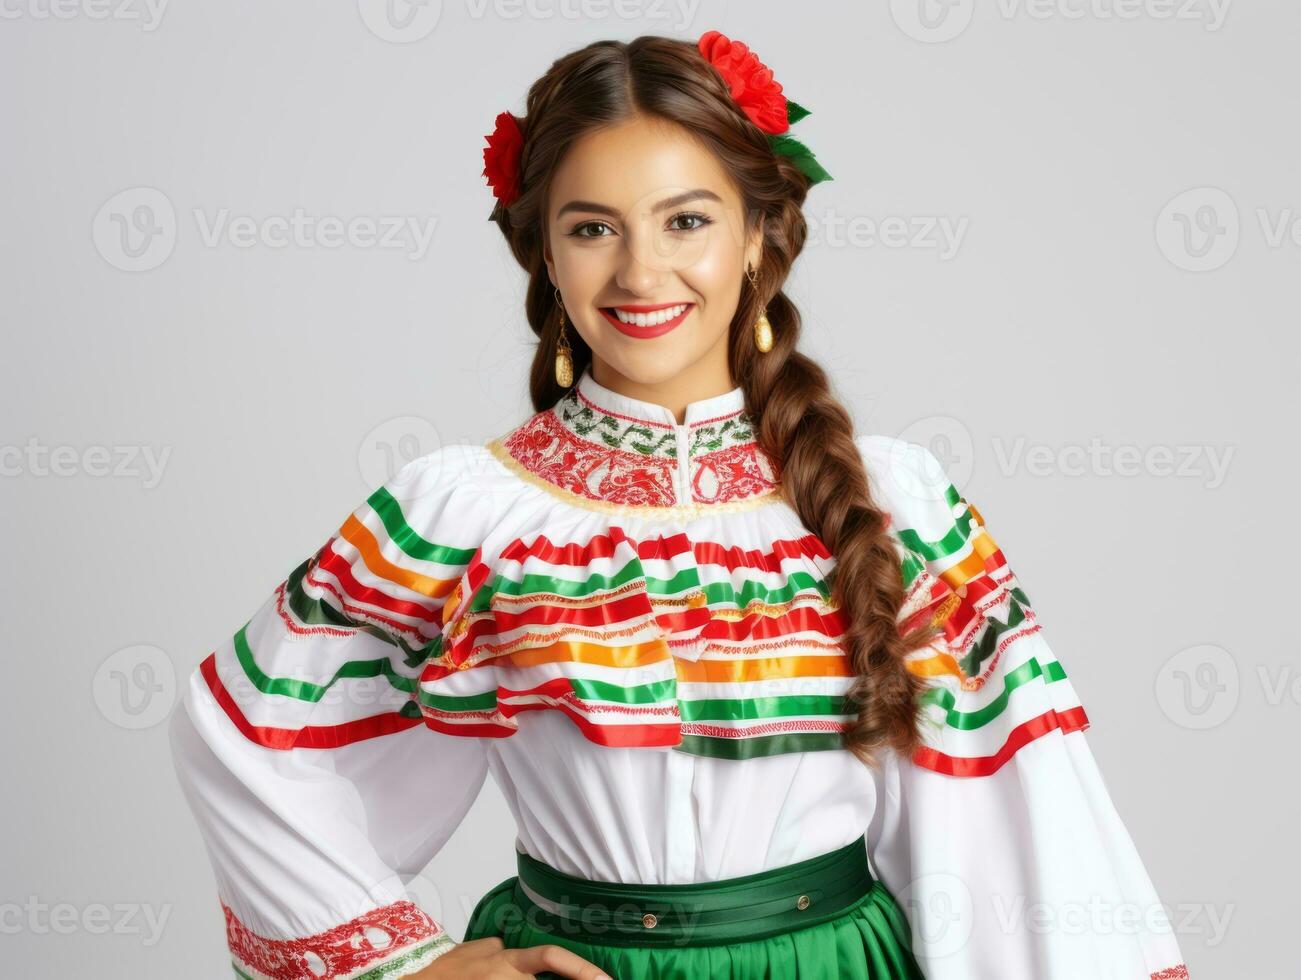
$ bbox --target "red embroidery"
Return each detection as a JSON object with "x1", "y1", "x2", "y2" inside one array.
[
  {"x1": 1151, "y1": 965, "x2": 1190, "y2": 980},
  {"x1": 504, "y1": 409, "x2": 679, "y2": 506},
  {"x1": 692, "y1": 443, "x2": 779, "y2": 503},
  {"x1": 223, "y1": 898, "x2": 445, "y2": 979},
  {"x1": 499, "y1": 402, "x2": 778, "y2": 507}
]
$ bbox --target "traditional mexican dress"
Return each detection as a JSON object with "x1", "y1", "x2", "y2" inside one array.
[{"x1": 169, "y1": 365, "x2": 1190, "y2": 980}]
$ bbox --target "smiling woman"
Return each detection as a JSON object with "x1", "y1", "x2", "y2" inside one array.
[
  {"x1": 168, "y1": 29, "x2": 1189, "y2": 980},
  {"x1": 542, "y1": 123, "x2": 762, "y2": 395}
]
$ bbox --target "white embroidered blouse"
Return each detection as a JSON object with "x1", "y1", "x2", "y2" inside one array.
[{"x1": 169, "y1": 365, "x2": 1190, "y2": 980}]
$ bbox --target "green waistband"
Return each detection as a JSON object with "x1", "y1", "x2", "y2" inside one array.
[{"x1": 512, "y1": 834, "x2": 876, "y2": 947}]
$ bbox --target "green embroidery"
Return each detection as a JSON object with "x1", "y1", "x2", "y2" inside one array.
[
  {"x1": 558, "y1": 389, "x2": 758, "y2": 460},
  {"x1": 557, "y1": 391, "x2": 678, "y2": 457}
]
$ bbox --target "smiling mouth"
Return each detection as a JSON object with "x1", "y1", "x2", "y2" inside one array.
[
  {"x1": 602, "y1": 303, "x2": 693, "y2": 326},
  {"x1": 597, "y1": 303, "x2": 694, "y2": 340}
]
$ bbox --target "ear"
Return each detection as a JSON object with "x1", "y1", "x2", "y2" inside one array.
[{"x1": 542, "y1": 225, "x2": 557, "y2": 288}]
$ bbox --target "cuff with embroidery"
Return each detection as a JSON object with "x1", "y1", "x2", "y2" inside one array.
[{"x1": 222, "y1": 898, "x2": 455, "y2": 979}]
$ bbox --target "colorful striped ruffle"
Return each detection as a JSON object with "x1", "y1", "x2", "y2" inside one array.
[
  {"x1": 202, "y1": 436, "x2": 1092, "y2": 776},
  {"x1": 872, "y1": 436, "x2": 1090, "y2": 778},
  {"x1": 420, "y1": 521, "x2": 856, "y2": 760}
]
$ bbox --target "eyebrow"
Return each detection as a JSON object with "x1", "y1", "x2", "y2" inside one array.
[{"x1": 555, "y1": 188, "x2": 723, "y2": 220}]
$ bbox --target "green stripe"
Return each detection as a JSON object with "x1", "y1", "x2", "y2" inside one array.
[
  {"x1": 666, "y1": 570, "x2": 827, "y2": 609},
  {"x1": 233, "y1": 617, "x2": 419, "y2": 702},
  {"x1": 283, "y1": 556, "x2": 433, "y2": 669},
  {"x1": 918, "y1": 658, "x2": 1069, "y2": 729},
  {"x1": 892, "y1": 482, "x2": 969, "y2": 561},
  {"x1": 418, "y1": 677, "x2": 677, "y2": 713},
  {"x1": 570, "y1": 676, "x2": 677, "y2": 704},
  {"x1": 366, "y1": 486, "x2": 477, "y2": 566},
  {"x1": 955, "y1": 586, "x2": 1035, "y2": 679},
  {"x1": 469, "y1": 557, "x2": 833, "y2": 613},
  {"x1": 477, "y1": 558, "x2": 646, "y2": 605},
  {"x1": 416, "y1": 681, "x2": 848, "y2": 726},
  {"x1": 677, "y1": 730, "x2": 845, "y2": 759},
  {"x1": 678, "y1": 693, "x2": 848, "y2": 722},
  {"x1": 417, "y1": 688, "x2": 500, "y2": 711}
]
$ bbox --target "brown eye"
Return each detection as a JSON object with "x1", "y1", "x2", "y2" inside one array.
[
  {"x1": 570, "y1": 221, "x2": 614, "y2": 238},
  {"x1": 669, "y1": 212, "x2": 713, "y2": 232}
]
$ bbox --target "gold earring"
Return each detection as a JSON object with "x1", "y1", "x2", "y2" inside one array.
[
  {"x1": 747, "y1": 264, "x2": 773, "y2": 353},
  {"x1": 554, "y1": 286, "x2": 574, "y2": 387}
]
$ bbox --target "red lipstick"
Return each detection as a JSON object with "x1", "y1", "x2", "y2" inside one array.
[{"x1": 599, "y1": 302, "x2": 694, "y2": 340}]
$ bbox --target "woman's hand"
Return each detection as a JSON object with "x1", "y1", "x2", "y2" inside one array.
[{"x1": 414, "y1": 936, "x2": 612, "y2": 979}]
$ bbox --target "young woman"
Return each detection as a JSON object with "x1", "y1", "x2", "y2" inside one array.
[{"x1": 168, "y1": 31, "x2": 1190, "y2": 980}]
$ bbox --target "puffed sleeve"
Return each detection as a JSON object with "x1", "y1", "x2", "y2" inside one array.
[
  {"x1": 168, "y1": 448, "x2": 492, "y2": 979},
  {"x1": 858, "y1": 436, "x2": 1190, "y2": 980}
]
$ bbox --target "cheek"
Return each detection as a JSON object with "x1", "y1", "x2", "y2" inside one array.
[
  {"x1": 685, "y1": 226, "x2": 743, "y2": 286},
  {"x1": 680, "y1": 245, "x2": 742, "y2": 312},
  {"x1": 552, "y1": 242, "x2": 608, "y2": 300}
]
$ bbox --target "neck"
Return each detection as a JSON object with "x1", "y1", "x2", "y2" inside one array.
[{"x1": 589, "y1": 355, "x2": 736, "y2": 427}]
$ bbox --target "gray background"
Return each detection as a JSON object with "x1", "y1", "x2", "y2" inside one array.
[{"x1": 2, "y1": 1, "x2": 1292, "y2": 976}]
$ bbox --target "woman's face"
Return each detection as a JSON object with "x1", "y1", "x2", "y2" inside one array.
[{"x1": 542, "y1": 113, "x2": 763, "y2": 401}]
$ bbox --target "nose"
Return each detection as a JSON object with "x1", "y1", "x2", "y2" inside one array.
[{"x1": 614, "y1": 239, "x2": 667, "y2": 296}]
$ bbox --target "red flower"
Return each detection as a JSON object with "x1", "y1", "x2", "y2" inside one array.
[
  {"x1": 482, "y1": 111, "x2": 524, "y2": 208},
  {"x1": 697, "y1": 30, "x2": 789, "y2": 135}
]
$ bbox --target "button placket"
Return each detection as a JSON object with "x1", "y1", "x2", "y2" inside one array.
[{"x1": 674, "y1": 423, "x2": 691, "y2": 504}]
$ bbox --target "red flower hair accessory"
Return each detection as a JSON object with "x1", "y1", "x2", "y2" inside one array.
[
  {"x1": 482, "y1": 110, "x2": 524, "y2": 215},
  {"x1": 696, "y1": 29, "x2": 831, "y2": 185},
  {"x1": 482, "y1": 32, "x2": 829, "y2": 218}
]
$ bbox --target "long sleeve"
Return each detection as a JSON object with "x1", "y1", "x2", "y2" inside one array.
[
  {"x1": 859, "y1": 436, "x2": 1189, "y2": 980},
  {"x1": 168, "y1": 450, "x2": 491, "y2": 979}
]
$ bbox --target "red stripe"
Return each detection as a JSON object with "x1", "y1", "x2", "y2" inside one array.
[
  {"x1": 497, "y1": 525, "x2": 637, "y2": 567},
  {"x1": 488, "y1": 590, "x2": 656, "y2": 633},
  {"x1": 303, "y1": 570, "x2": 427, "y2": 642},
  {"x1": 314, "y1": 538, "x2": 439, "y2": 623},
  {"x1": 449, "y1": 593, "x2": 848, "y2": 660},
  {"x1": 912, "y1": 705, "x2": 1091, "y2": 777},
  {"x1": 686, "y1": 534, "x2": 833, "y2": 570},
  {"x1": 422, "y1": 716, "x2": 516, "y2": 738},
  {"x1": 938, "y1": 564, "x2": 1008, "y2": 644},
  {"x1": 199, "y1": 653, "x2": 421, "y2": 750},
  {"x1": 495, "y1": 525, "x2": 833, "y2": 574}
]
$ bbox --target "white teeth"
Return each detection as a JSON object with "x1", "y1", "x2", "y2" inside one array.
[{"x1": 610, "y1": 303, "x2": 688, "y2": 327}]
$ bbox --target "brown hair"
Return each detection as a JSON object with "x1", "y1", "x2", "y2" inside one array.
[{"x1": 487, "y1": 34, "x2": 940, "y2": 768}]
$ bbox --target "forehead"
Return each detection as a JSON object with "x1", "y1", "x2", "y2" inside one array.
[{"x1": 548, "y1": 114, "x2": 740, "y2": 219}]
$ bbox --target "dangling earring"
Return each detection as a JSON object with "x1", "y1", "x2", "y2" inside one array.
[
  {"x1": 554, "y1": 286, "x2": 574, "y2": 387},
  {"x1": 747, "y1": 264, "x2": 773, "y2": 353}
]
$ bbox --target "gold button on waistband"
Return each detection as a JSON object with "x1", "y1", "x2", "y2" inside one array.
[
  {"x1": 796, "y1": 894, "x2": 811, "y2": 910},
  {"x1": 642, "y1": 912, "x2": 658, "y2": 928}
]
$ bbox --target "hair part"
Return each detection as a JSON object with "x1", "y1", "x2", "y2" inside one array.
[{"x1": 488, "y1": 34, "x2": 940, "y2": 768}]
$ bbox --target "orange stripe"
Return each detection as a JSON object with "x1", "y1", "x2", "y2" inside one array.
[
  {"x1": 675, "y1": 655, "x2": 853, "y2": 683},
  {"x1": 938, "y1": 546, "x2": 986, "y2": 591},
  {"x1": 906, "y1": 651, "x2": 966, "y2": 680},
  {"x1": 338, "y1": 514, "x2": 458, "y2": 601},
  {"x1": 503, "y1": 640, "x2": 670, "y2": 670}
]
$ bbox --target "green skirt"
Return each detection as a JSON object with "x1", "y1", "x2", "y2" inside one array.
[{"x1": 462, "y1": 834, "x2": 926, "y2": 979}]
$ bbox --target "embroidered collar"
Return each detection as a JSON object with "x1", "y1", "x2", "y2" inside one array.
[{"x1": 491, "y1": 366, "x2": 780, "y2": 510}]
